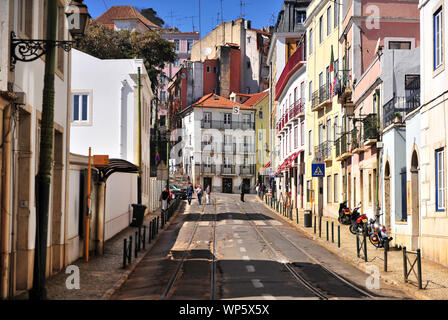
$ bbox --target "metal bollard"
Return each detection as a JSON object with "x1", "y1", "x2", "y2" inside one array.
[
  {"x1": 128, "y1": 236, "x2": 133, "y2": 264},
  {"x1": 356, "y1": 232, "x2": 360, "y2": 258},
  {"x1": 363, "y1": 231, "x2": 368, "y2": 262},
  {"x1": 123, "y1": 238, "x2": 127, "y2": 268},
  {"x1": 314, "y1": 216, "x2": 316, "y2": 234},
  {"x1": 326, "y1": 221, "x2": 329, "y2": 241},
  {"x1": 319, "y1": 216, "x2": 322, "y2": 238},
  {"x1": 331, "y1": 222, "x2": 334, "y2": 243},
  {"x1": 403, "y1": 246, "x2": 408, "y2": 282},
  {"x1": 148, "y1": 220, "x2": 152, "y2": 243},
  {"x1": 338, "y1": 225, "x2": 340, "y2": 248},
  {"x1": 296, "y1": 208, "x2": 299, "y2": 224},
  {"x1": 142, "y1": 225, "x2": 146, "y2": 250},
  {"x1": 384, "y1": 241, "x2": 388, "y2": 272},
  {"x1": 135, "y1": 231, "x2": 139, "y2": 257},
  {"x1": 417, "y1": 249, "x2": 423, "y2": 289}
]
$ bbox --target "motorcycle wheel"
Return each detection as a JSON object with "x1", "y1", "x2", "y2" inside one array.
[
  {"x1": 349, "y1": 224, "x2": 358, "y2": 235},
  {"x1": 369, "y1": 233, "x2": 380, "y2": 248}
]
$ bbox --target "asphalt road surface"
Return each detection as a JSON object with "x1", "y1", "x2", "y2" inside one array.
[{"x1": 112, "y1": 193, "x2": 410, "y2": 300}]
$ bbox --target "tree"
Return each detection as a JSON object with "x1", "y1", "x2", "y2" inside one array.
[
  {"x1": 140, "y1": 8, "x2": 165, "y2": 27},
  {"x1": 74, "y1": 22, "x2": 176, "y2": 90}
]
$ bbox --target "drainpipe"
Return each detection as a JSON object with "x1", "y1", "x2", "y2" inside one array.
[
  {"x1": 1, "y1": 104, "x2": 12, "y2": 299},
  {"x1": 96, "y1": 181, "x2": 105, "y2": 255},
  {"x1": 137, "y1": 67, "x2": 142, "y2": 205}
]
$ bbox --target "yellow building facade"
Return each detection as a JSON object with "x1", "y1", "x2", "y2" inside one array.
[{"x1": 305, "y1": 0, "x2": 344, "y2": 217}]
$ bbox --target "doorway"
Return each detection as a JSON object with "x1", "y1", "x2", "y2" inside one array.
[
  {"x1": 242, "y1": 178, "x2": 251, "y2": 193},
  {"x1": 203, "y1": 177, "x2": 212, "y2": 191},
  {"x1": 222, "y1": 178, "x2": 233, "y2": 193}
]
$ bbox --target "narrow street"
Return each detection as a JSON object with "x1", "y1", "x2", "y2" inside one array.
[{"x1": 112, "y1": 194, "x2": 410, "y2": 300}]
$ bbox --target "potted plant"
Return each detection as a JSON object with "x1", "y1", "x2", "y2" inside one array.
[{"x1": 393, "y1": 112, "x2": 402, "y2": 124}]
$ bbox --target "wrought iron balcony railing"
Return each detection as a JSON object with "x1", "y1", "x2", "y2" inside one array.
[
  {"x1": 362, "y1": 113, "x2": 378, "y2": 141},
  {"x1": 201, "y1": 164, "x2": 216, "y2": 174},
  {"x1": 315, "y1": 141, "x2": 332, "y2": 160},
  {"x1": 201, "y1": 120, "x2": 255, "y2": 130},
  {"x1": 383, "y1": 95, "x2": 420, "y2": 128},
  {"x1": 319, "y1": 84, "x2": 330, "y2": 104},
  {"x1": 239, "y1": 164, "x2": 256, "y2": 175},
  {"x1": 220, "y1": 166, "x2": 235, "y2": 175}
]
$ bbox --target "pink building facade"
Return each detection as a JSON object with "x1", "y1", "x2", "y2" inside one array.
[{"x1": 339, "y1": 0, "x2": 420, "y2": 217}]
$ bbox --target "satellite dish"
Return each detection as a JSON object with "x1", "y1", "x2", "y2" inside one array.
[{"x1": 201, "y1": 47, "x2": 212, "y2": 56}]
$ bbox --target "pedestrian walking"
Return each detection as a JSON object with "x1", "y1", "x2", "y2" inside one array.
[
  {"x1": 240, "y1": 183, "x2": 245, "y2": 202},
  {"x1": 160, "y1": 187, "x2": 170, "y2": 213},
  {"x1": 205, "y1": 185, "x2": 211, "y2": 204},
  {"x1": 256, "y1": 184, "x2": 259, "y2": 197},
  {"x1": 196, "y1": 185, "x2": 203, "y2": 205},
  {"x1": 186, "y1": 183, "x2": 194, "y2": 205}
]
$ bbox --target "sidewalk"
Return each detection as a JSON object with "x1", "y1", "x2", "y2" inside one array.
[
  {"x1": 17, "y1": 200, "x2": 184, "y2": 300},
  {"x1": 257, "y1": 196, "x2": 448, "y2": 300}
]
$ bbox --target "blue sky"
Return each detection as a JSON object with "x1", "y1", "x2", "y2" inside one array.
[{"x1": 84, "y1": 0, "x2": 283, "y2": 36}]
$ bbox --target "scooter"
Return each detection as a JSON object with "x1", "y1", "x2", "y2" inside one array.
[
  {"x1": 338, "y1": 201, "x2": 352, "y2": 225},
  {"x1": 368, "y1": 214, "x2": 393, "y2": 248},
  {"x1": 349, "y1": 206, "x2": 367, "y2": 235}
]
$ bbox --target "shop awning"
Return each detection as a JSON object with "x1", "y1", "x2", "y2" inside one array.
[
  {"x1": 286, "y1": 150, "x2": 303, "y2": 169},
  {"x1": 259, "y1": 161, "x2": 271, "y2": 175}
]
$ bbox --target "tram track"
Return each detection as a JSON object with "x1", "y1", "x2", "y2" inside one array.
[{"x1": 237, "y1": 199, "x2": 376, "y2": 300}]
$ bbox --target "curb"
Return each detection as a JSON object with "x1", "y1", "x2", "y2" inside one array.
[
  {"x1": 256, "y1": 197, "x2": 433, "y2": 300},
  {"x1": 100, "y1": 202, "x2": 184, "y2": 300}
]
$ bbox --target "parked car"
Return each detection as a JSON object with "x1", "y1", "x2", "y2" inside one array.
[{"x1": 169, "y1": 184, "x2": 187, "y2": 199}]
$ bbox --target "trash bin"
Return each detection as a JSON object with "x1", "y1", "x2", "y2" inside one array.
[
  {"x1": 304, "y1": 210, "x2": 312, "y2": 228},
  {"x1": 130, "y1": 204, "x2": 147, "y2": 227}
]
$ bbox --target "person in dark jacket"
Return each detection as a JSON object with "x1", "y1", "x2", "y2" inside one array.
[
  {"x1": 240, "y1": 183, "x2": 245, "y2": 202},
  {"x1": 160, "y1": 187, "x2": 170, "y2": 212},
  {"x1": 186, "y1": 183, "x2": 194, "y2": 205}
]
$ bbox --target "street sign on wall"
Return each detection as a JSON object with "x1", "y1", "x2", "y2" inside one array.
[
  {"x1": 93, "y1": 155, "x2": 109, "y2": 167},
  {"x1": 311, "y1": 152, "x2": 325, "y2": 177},
  {"x1": 311, "y1": 163, "x2": 325, "y2": 177}
]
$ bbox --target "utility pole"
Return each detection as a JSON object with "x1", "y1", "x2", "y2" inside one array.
[{"x1": 30, "y1": 0, "x2": 58, "y2": 300}]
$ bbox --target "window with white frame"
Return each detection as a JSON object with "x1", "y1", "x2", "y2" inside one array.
[
  {"x1": 319, "y1": 15, "x2": 323, "y2": 43},
  {"x1": 308, "y1": 130, "x2": 312, "y2": 155},
  {"x1": 301, "y1": 122, "x2": 304, "y2": 146},
  {"x1": 18, "y1": 0, "x2": 33, "y2": 38},
  {"x1": 334, "y1": 173, "x2": 338, "y2": 202},
  {"x1": 187, "y1": 39, "x2": 194, "y2": 52},
  {"x1": 174, "y1": 39, "x2": 180, "y2": 51},
  {"x1": 434, "y1": 7, "x2": 443, "y2": 70},
  {"x1": 334, "y1": 3, "x2": 339, "y2": 28},
  {"x1": 436, "y1": 148, "x2": 445, "y2": 211},
  {"x1": 309, "y1": 28, "x2": 313, "y2": 55},
  {"x1": 204, "y1": 112, "x2": 212, "y2": 123},
  {"x1": 294, "y1": 125, "x2": 298, "y2": 149},
  {"x1": 224, "y1": 113, "x2": 232, "y2": 124},
  {"x1": 258, "y1": 110, "x2": 263, "y2": 119},
  {"x1": 327, "y1": 6, "x2": 332, "y2": 36},
  {"x1": 72, "y1": 93, "x2": 90, "y2": 123}
]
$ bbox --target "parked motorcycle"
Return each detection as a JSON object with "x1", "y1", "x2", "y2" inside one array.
[
  {"x1": 368, "y1": 214, "x2": 393, "y2": 248},
  {"x1": 349, "y1": 206, "x2": 367, "y2": 235},
  {"x1": 338, "y1": 201, "x2": 352, "y2": 225}
]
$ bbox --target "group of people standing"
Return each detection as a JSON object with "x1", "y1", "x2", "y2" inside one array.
[{"x1": 186, "y1": 183, "x2": 212, "y2": 205}]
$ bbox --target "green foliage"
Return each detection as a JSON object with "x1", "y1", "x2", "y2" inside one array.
[{"x1": 74, "y1": 22, "x2": 176, "y2": 90}]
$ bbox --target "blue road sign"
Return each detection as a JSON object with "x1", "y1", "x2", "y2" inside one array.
[{"x1": 312, "y1": 163, "x2": 325, "y2": 177}]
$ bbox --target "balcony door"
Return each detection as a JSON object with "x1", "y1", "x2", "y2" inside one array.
[
  {"x1": 224, "y1": 113, "x2": 232, "y2": 129},
  {"x1": 203, "y1": 112, "x2": 212, "y2": 128}
]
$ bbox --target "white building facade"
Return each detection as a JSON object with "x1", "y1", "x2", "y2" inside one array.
[
  {"x1": 0, "y1": 0, "x2": 73, "y2": 298},
  {"x1": 70, "y1": 49, "x2": 154, "y2": 242},
  {"x1": 417, "y1": 0, "x2": 448, "y2": 266},
  {"x1": 179, "y1": 93, "x2": 256, "y2": 193}
]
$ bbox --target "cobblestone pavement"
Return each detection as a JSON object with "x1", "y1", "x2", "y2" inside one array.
[
  {"x1": 258, "y1": 195, "x2": 448, "y2": 300},
  {"x1": 15, "y1": 201, "x2": 185, "y2": 300}
]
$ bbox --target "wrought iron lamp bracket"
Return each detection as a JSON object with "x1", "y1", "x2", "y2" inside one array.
[{"x1": 10, "y1": 31, "x2": 75, "y2": 71}]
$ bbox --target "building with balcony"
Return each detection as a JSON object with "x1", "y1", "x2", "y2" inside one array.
[
  {"x1": 304, "y1": 0, "x2": 343, "y2": 217},
  {"x1": 267, "y1": 0, "x2": 310, "y2": 204},
  {"x1": 338, "y1": 0, "x2": 420, "y2": 223},
  {"x1": 179, "y1": 93, "x2": 256, "y2": 193}
]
